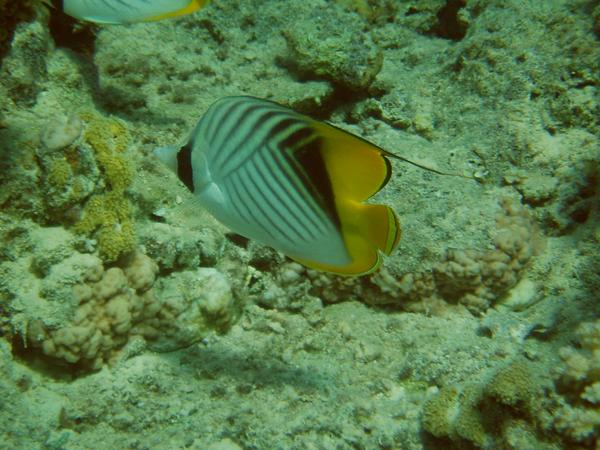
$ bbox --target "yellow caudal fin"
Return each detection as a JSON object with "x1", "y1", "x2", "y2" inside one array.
[
  {"x1": 354, "y1": 203, "x2": 401, "y2": 256},
  {"x1": 312, "y1": 121, "x2": 392, "y2": 202},
  {"x1": 145, "y1": 0, "x2": 209, "y2": 22}
]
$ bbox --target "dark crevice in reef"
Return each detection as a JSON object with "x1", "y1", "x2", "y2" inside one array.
[
  {"x1": 428, "y1": 0, "x2": 468, "y2": 41},
  {"x1": 10, "y1": 334, "x2": 84, "y2": 381},
  {"x1": 0, "y1": 0, "x2": 36, "y2": 61},
  {"x1": 48, "y1": 7, "x2": 96, "y2": 56}
]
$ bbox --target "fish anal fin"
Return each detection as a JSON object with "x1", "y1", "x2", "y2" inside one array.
[
  {"x1": 294, "y1": 202, "x2": 400, "y2": 276},
  {"x1": 313, "y1": 122, "x2": 391, "y2": 201},
  {"x1": 292, "y1": 250, "x2": 381, "y2": 276},
  {"x1": 145, "y1": 0, "x2": 208, "y2": 22}
]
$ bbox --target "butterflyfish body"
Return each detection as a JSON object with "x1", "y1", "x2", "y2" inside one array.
[
  {"x1": 58, "y1": 0, "x2": 209, "y2": 24},
  {"x1": 154, "y1": 96, "x2": 401, "y2": 276}
]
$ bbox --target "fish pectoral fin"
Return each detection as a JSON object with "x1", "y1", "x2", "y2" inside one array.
[{"x1": 312, "y1": 121, "x2": 392, "y2": 202}]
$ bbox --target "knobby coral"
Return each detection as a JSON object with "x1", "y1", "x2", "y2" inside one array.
[{"x1": 272, "y1": 199, "x2": 538, "y2": 315}]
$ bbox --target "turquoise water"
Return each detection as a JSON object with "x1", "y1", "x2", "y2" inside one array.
[{"x1": 0, "y1": 1, "x2": 599, "y2": 449}]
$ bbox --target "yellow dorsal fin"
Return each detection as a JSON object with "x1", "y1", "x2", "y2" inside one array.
[
  {"x1": 311, "y1": 121, "x2": 391, "y2": 202},
  {"x1": 145, "y1": 0, "x2": 208, "y2": 22}
]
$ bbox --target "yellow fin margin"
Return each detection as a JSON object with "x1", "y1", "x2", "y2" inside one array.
[{"x1": 145, "y1": 0, "x2": 209, "y2": 22}]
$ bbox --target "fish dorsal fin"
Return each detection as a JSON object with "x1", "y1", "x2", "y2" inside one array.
[{"x1": 311, "y1": 121, "x2": 392, "y2": 202}]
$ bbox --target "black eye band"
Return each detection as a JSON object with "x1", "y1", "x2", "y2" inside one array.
[{"x1": 176, "y1": 142, "x2": 194, "y2": 192}]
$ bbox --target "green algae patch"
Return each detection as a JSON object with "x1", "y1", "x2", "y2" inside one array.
[{"x1": 74, "y1": 114, "x2": 135, "y2": 262}]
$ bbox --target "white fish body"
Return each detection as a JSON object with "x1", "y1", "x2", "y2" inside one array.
[
  {"x1": 62, "y1": 0, "x2": 206, "y2": 24},
  {"x1": 154, "y1": 96, "x2": 401, "y2": 275}
]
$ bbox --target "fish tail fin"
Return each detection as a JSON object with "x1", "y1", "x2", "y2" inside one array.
[
  {"x1": 153, "y1": 145, "x2": 179, "y2": 174},
  {"x1": 355, "y1": 203, "x2": 401, "y2": 256}
]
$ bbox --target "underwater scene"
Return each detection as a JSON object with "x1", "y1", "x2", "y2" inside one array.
[{"x1": 0, "y1": 0, "x2": 599, "y2": 449}]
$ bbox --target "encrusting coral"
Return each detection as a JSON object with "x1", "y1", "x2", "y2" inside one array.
[
  {"x1": 0, "y1": 208, "x2": 241, "y2": 372},
  {"x1": 432, "y1": 199, "x2": 539, "y2": 313},
  {"x1": 26, "y1": 251, "x2": 160, "y2": 370},
  {"x1": 421, "y1": 356, "x2": 557, "y2": 449},
  {"x1": 37, "y1": 112, "x2": 137, "y2": 262},
  {"x1": 420, "y1": 316, "x2": 600, "y2": 450},
  {"x1": 38, "y1": 114, "x2": 99, "y2": 220},
  {"x1": 73, "y1": 113, "x2": 136, "y2": 262}
]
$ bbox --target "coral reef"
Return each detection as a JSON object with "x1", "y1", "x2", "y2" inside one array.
[
  {"x1": 422, "y1": 356, "x2": 557, "y2": 449},
  {"x1": 150, "y1": 268, "x2": 238, "y2": 352},
  {"x1": 432, "y1": 199, "x2": 538, "y2": 313},
  {"x1": 505, "y1": 127, "x2": 600, "y2": 234},
  {"x1": 282, "y1": 2, "x2": 383, "y2": 91},
  {"x1": 137, "y1": 222, "x2": 221, "y2": 272},
  {"x1": 552, "y1": 320, "x2": 600, "y2": 445},
  {"x1": 334, "y1": 0, "x2": 398, "y2": 23},
  {"x1": 37, "y1": 114, "x2": 99, "y2": 220},
  {"x1": 0, "y1": 11, "x2": 50, "y2": 107},
  {"x1": 259, "y1": 199, "x2": 537, "y2": 315},
  {"x1": 35, "y1": 111, "x2": 137, "y2": 262},
  {"x1": 0, "y1": 0, "x2": 598, "y2": 448},
  {"x1": 1, "y1": 220, "x2": 238, "y2": 372},
  {"x1": 40, "y1": 114, "x2": 82, "y2": 151},
  {"x1": 27, "y1": 252, "x2": 159, "y2": 370},
  {"x1": 0, "y1": 0, "x2": 36, "y2": 60}
]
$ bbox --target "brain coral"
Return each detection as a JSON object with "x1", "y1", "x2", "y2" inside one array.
[
  {"x1": 26, "y1": 251, "x2": 160, "y2": 370},
  {"x1": 0, "y1": 219, "x2": 239, "y2": 373}
]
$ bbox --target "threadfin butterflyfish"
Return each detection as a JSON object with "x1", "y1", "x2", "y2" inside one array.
[
  {"x1": 57, "y1": 0, "x2": 209, "y2": 24},
  {"x1": 154, "y1": 96, "x2": 401, "y2": 276}
]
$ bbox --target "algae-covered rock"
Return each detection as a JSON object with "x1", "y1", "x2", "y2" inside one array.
[
  {"x1": 0, "y1": 0, "x2": 36, "y2": 60},
  {"x1": 0, "y1": 19, "x2": 49, "y2": 106},
  {"x1": 282, "y1": 1, "x2": 383, "y2": 91}
]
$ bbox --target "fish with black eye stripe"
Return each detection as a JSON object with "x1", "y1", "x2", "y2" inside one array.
[
  {"x1": 154, "y1": 96, "x2": 402, "y2": 276},
  {"x1": 51, "y1": 0, "x2": 209, "y2": 24}
]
